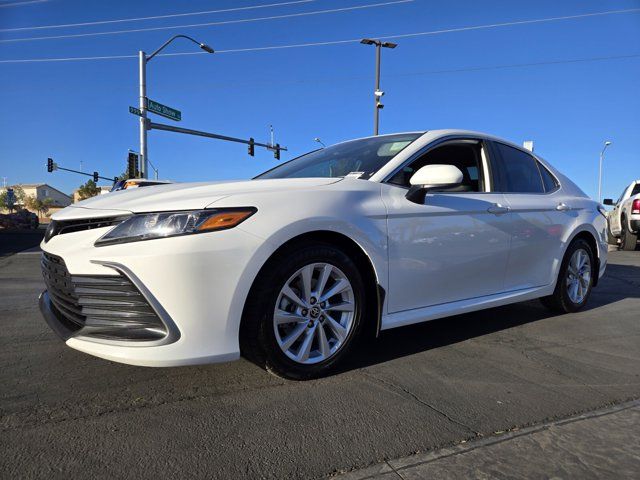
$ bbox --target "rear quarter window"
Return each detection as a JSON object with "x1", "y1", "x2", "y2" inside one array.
[{"x1": 538, "y1": 162, "x2": 559, "y2": 192}]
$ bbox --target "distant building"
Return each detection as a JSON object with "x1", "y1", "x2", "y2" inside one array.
[
  {"x1": 72, "y1": 185, "x2": 111, "y2": 203},
  {"x1": 0, "y1": 183, "x2": 72, "y2": 217}
]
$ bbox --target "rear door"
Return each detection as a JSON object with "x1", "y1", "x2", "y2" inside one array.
[{"x1": 489, "y1": 141, "x2": 570, "y2": 290}]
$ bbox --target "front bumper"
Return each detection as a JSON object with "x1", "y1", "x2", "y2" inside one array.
[{"x1": 39, "y1": 222, "x2": 270, "y2": 367}]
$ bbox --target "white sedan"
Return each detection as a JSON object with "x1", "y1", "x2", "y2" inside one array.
[{"x1": 40, "y1": 130, "x2": 608, "y2": 379}]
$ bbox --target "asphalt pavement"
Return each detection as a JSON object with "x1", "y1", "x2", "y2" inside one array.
[{"x1": 1, "y1": 242, "x2": 639, "y2": 479}]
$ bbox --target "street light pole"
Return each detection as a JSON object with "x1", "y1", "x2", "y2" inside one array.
[
  {"x1": 138, "y1": 51, "x2": 148, "y2": 179},
  {"x1": 373, "y1": 43, "x2": 381, "y2": 136},
  {"x1": 361, "y1": 38, "x2": 397, "y2": 136},
  {"x1": 598, "y1": 140, "x2": 612, "y2": 203},
  {"x1": 137, "y1": 35, "x2": 214, "y2": 178}
]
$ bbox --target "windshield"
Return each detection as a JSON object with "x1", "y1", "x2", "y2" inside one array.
[{"x1": 255, "y1": 133, "x2": 422, "y2": 180}]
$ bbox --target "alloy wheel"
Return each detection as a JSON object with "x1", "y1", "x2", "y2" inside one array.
[
  {"x1": 273, "y1": 263, "x2": 356, "y2": 365},
  {"x1": 566, "y1": 248, "x2": 591, "y2": 304}
]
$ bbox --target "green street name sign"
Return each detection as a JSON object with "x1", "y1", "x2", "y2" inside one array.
[
  {"x1": 146, "y1": 98, "x2": 181, "y2": 122},
  {"x1": 129, "y1": 106, "x2": 143, "y2": 116}
]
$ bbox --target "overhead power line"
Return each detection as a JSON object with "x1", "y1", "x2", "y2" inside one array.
[
  {"x1": 0, "y1": 0, "x2": 414, "y2": 43},
  {"x1": 0, "y1": 0, "x2": 316, "y2": 32},
  {"x1": 0, "y1": 0, "x2": 47, "y2": 7},
  {"x1": 0, "y1": 7, "x2": 638, "y2": 63},
  {"x1": 4, "y1": 53, "x2": 637, "y2": 91}
]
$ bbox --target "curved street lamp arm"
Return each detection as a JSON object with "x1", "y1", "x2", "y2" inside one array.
[{"x1": 147, "y1": 34, "x2": 213, "y2": 61}]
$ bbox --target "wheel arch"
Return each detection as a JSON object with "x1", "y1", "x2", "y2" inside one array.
[{"x1": 239, "y1": 230, "x2": 385, "y2": 346}]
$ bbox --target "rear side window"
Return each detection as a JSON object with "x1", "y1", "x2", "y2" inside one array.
[
  {"x1": 631, "y1": 184, "x2": 640, "y2": 196},
  {"x1": 538, "y1": 163, "x2": 559, "y2": 192},
  {"x1": 492, "y1": 142, "x2": 544, "y2": 193}
]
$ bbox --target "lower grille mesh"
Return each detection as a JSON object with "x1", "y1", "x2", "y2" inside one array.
[{"x1": 41, "y1": 252, "x2": 166, "y2": 341}]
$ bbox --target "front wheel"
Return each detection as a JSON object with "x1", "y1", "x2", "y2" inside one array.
[
  {"x1": 541, "y1": 238, "x2": 595, "y2": 313},
  {"x1": 241, "y1": 243, "x2": 365, "y2": 380}
]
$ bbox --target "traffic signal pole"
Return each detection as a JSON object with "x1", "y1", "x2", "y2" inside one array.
[
  {"x1": 47, "y1": 158, "x2": 116, "y2": 183},
  {"x1": 138, "y1": 51, "x2": 148, "y2": 179},
  {"x1": 135, "y1": 36, "x2": 285, "y2": 175},
  {"x1": 147, "y1": 121, "x2": 286, "y2": 159}
]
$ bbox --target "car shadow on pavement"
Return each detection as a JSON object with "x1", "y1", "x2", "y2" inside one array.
[
  {"x1": 336, "y1": 262, "x2": 640, "y2": 375},
  {"x1": 0, "y1": 229, "x2": 44, "y2": 258}
]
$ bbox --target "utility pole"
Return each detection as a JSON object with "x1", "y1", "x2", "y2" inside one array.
[
  {"x1": 360, "y1": 38, "x2": 397, "y2": 135},
  {"x1": 598, "y1": 140, "x2": 612, "y2": 203},
  {"x1": 137, "y1": 35, "x2": 214, "y2": 178}
]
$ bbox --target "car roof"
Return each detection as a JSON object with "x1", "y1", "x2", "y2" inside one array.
[{"x1": 336, "y1": 129, "x2": 532, "y2": 154}]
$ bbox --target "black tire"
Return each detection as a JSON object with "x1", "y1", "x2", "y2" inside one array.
[
  {"x1": 620, "y1": 217, "x2": 638, "y2": 251},
  {"x1": 240, "y1": 242, "x2": 365, "y2": 380},
  {"x1": 540, "y1": 238, "x2": 595, "y2": 313}
]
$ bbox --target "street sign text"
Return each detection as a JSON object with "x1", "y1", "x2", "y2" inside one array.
[{"x1": 146, "y1": 99, "x2": 181, "y2": 122}]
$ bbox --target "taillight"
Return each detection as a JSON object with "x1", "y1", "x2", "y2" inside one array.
[{"x1": 632, "y1": 199, "x2": 640, "y2": 214}]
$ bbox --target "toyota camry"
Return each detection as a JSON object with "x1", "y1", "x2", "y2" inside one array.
[{"x1": 39, "y1": 130, "x2": 608, "y2": 379}]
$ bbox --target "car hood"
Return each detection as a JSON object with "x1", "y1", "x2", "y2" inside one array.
[{"x1": 53, "y1": 178, "x2": 342, "y2": 220}]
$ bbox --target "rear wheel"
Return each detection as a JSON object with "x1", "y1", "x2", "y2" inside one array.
[
  {"x1": 241, "y1": 243, "x2": 365, "y2": 380},
  {"x1": 620, "y1": 217, "x2": 638, "y2": 251},
  {"x1": 541, "y1": 238, "x2": 595, "y2": 313}
]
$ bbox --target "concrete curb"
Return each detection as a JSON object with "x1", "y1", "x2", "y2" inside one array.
[{"x1": 334, "y1": 398, "x2": 640, "y2": 479}]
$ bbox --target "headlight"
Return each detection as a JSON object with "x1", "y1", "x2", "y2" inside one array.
[{"x1": 95, "y1": 208, "x2": 256, "y2": 246}]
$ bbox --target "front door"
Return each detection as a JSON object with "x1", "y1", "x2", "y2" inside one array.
[{"x1": 381, "y1": 139, "x2": 512, "y2": 313}]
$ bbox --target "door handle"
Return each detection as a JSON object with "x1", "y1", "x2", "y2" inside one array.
[
  {"x1": 556, "y1": 203, "x2": 571, "y2": 211},
  {"x1": 487, "y1": 203, "x2": 510, "y2": 215}
]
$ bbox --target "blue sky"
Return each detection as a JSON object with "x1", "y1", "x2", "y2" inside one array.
[{"x1": 0, "y1": 0, "x2": 639, "y2": 201}]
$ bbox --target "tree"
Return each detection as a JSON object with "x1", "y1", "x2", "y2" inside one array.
[
  {"x1": 77, "y1": 179, "x2": 101, "y2": 201},
  {"x1": 0, "y1": 185, "x2": 26, "y2": 213},
  {"x1": 24, "y1": 195, "x2": 54, "y2": 218}
]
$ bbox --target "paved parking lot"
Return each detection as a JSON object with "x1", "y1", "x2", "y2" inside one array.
[{"x1": 1, "y1": 246, "x2": 639, "y2": 479}]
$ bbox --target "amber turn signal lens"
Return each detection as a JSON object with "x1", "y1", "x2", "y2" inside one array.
[{"x1": 196, "y1": 210, "x2": 255, "y2": 232}]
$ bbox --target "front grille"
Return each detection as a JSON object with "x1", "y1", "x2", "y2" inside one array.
[
  {"x1": 44, "y1": 216, "x2": 128, "y2": 243},
  {"x1": 41, "y1": 252, "x2": 167, "y2": 341}
]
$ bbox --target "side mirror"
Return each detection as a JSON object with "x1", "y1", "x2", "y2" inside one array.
[
  {"x1": 603, "y1": 198, "x2": 614, "y2": 206},
  {"x1": 406, "y1": 164, "x2": 464, "y2": 203}
]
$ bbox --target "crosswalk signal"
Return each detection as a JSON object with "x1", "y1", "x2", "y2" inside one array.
[
  {"x1": 274, "y1": 143, "x2": 281, "y2": 161},
  {"x1": 127, "y1": 152, "x2": 139, "y2": 179},
  {"x1": 248, "y1": 138, "x2": 255, "y2": 157},
  {"x1": 93, "y1": 171, "x2": 99, "y2": 182},
  {"x1": 47, "y1": 158, "x2": 54, "y2": 172}
]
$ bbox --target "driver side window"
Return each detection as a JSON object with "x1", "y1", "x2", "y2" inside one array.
[{"x1": 387, "y1": 141, "x2": 485, "y2": 192}]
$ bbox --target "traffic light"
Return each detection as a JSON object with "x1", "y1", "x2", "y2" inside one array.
[
  {"x1": 127, "y1": 152, "x2": 139, "y2": 179},
  {"x1": 248, "y1": 138, "x2": 255, "y2": 157},
  {"x1": 93, "y1": 171, "x2": 99, "y2": 182},
  {"x1": 274, "y1": 144, "x2": 281, "y2": 161},
  {"x1": 47, "y1": 158, "x2": 54, "y2": 172}
]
